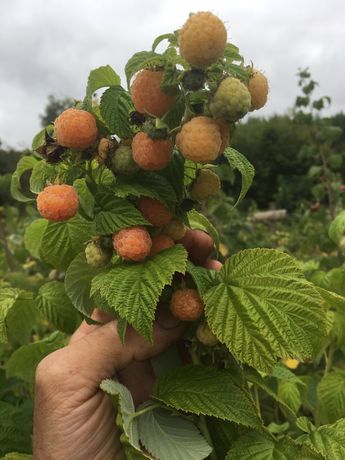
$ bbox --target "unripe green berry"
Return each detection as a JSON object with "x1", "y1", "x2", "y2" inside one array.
[
  {"x1": 209, "y1": 77, "x2": 251, "y2": 122},
  {"x1": 196, "y1": 322, "x2": 218, "y2": 346},
  {"x1": 191, "y1": 169, "x2": 221, "y2": 201},
  {"x1": 111, "y1": 145, "x2": 139, "y2": 176},
  {"x1": 85, "y1": 240, "x2": 112, "y2": 267}
]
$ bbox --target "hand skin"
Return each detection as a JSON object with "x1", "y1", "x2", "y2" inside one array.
[{"x1": 33, "y1": 238, "x2": 221, "y2": 460}]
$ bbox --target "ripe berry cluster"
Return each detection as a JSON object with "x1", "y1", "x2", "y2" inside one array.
[{"x1": 35, "y1": 11, "x2": 268, "y2": 343}]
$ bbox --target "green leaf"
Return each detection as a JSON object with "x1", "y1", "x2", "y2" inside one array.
[
  {"x1": 329, "y1": 211, "x2": 345, "y2": 245},
  {"x1": 32, "y1": 126, "x2": 51, "y2": 151},
  {"x1": 140, "y1": 170, "x2": 179, "y2": 207},
  {"x1": 296, "y1": 416, "x2": 316, "y2": 434},
  {"x1": 10, "y1": 156, "x2": 38, "y2": 202},
  {"x1": 207, "y1": 419, "x2": 246, "y2": 460},
  {"x1": 40, "y1": 216, "x2": 92, "y2": 270},
  {"x1": 5, "y1": 292, "x2": 36, "y2": 347},
  {"x1": 153, "y1": 365, "x2": 261, "y2": 428},
  {"x1": 160, "y1": 63, "x2": 181, "y2": 95},
  {"x1": 244, "y1": 368, "x2": 297, "y2": 421},
  {"x1": 226, "y1": 431, "x2": 301, "y2": 460},
  {"x1": 100, "y1": 379, "x2": 140, "y2": 449},
  {"x1": 203, "y1": 249, "x2": 326, "y2": 372},
  {"x1": 0, "y1": 288, "x2": 35, "y2": 346},
  {"x1": 0, "y1": 402, "x2": 32, "y2": 456},
  {"x1": 73, "y1": 178, "x2": 95, "y2": 219},
  {"x1": 115, "y1": 170, "x2": 179, "y2": 209},
  {"x1": 94, "y1": 193, "x2": 149, "y2": 234},
  {"x1": 162, "y1": 94, "x2": 185, "y2": 131},
  {"x1": 277, "y1": 380, "x2": 302, "y2": 414},
  {"x1": 297, "y1": 418, "x2": 345, "y2": 459},
  {"x1": 0, "y1": 454, "x2": 33, "y2": 460},
  {"x1": 86, "y1": 65, "x2": 121, "y2": 99},
  {"x1": 223, "y1": 43, "x2": 244, "y2": 64},
  {"x1": 158, "y1": 151, "x2": 185, "y2": 203},
  {"x1": 29, "y1": 160, "x2": 56, "y2": 193},
  {"x1": 91, "y1": 245, "x2": 187, "y2": 340},
  {"x1": 187, "y1": 209, "x2": 220, "y2": 250},
  {"x1": 271, "y1": 363, "x2": 304, "y2": 384},
  {"x1": 318, "y1": 371, "x2": 345, "y2": 423},
  {"x1": 65, "y1": 253, "x2": 104, "y2": 316},
  {"x1": 125, "y1": 51, "x2": 162, "y2": 88},
  {"x1": 115, "y1": 178, "x2": 165, "y2": 202},
  {"x1": 314, "y1": 282, "x2": 345, "y2": 308},
  {"x1": 186, "y1": 261, "x2": 217, "y2": 297},
  {"x1": 152, "y1": 33, "x2": 178, "y2": 52},
  {"x1": 24, "y1": 219, "x2": 48, "y2": 260},
  {"x1": 35, "y1": 281, "x2": 80, "y2": 334},
  {"x1": 138, "y1": 407, "x2": 212, "y2": 460},
  {"x1": 100, "y1": 87, "x2": 134, "y2": 138},
  {"x1": 5, "y1": 331, "x2": 65, "y2": 392},
  {"x1": 224, "y1": 148, "x2": 255, "y2": 206}
]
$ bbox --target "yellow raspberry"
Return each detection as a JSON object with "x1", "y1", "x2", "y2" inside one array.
[
  {"x1": 132, "y1": 132, "x2": 173, "y2": 171},
  {"x1": 209, "y1": 77, "x2": 251, "y2": 122},
  {"x1": 282, "y1": 358, "x2": 300, "y2": 370},
  {"x1": 113, "y1": 226, "x2": 152, "y2": 262},
  {"x1": 162, "y1": 218, "x2": 186, "y2": 241},
  {"x1": 131, "y1": 70, "x2": 176, "y2": 117},
  {"x1": 179, "y1": 12, "x2": 227, "y2": 68},
  {"x1": 137, "y1": 196, "x2": 172, "y2": 227},
  {"x1": 196, "y1": 322, "x2": 218, "y2": 346},
  {"x1": 55, "y1": 108, "x2": 98, "y2": 150},
  {"x1": 176, "y1": 116, "x2": 221, "y2": 163},
  {"x1": 37, "y1": 184, "x2": 79, "y2": 222},
  {"x1": 191, "y1": 169, "x2": 221, "y2": 201},
  {"x1": 150, "y1": 234, "x2": 175, "y2": 257},
  {"x1": 170, "y1": 288, "x2": 204, "y2": 321},
  {"x1": 248, "y1": 69, "x2": 269, "y2": 111}
]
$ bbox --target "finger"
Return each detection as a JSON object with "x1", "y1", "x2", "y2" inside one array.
[
  {"x1": 118, "y1": 360, "x2": 155, "y2": 406},
  {"x1": 69, "y1": 309, "x2": 115, "y2": 344},
  {"x1": 179, "y1": 229, "x2": 214, "y2": 265},
  {"x1": 204, "y1": 259, "x2": 222, "y2": 271},
  {"x1": 41, "y1": 309, "x2": 184, "y2": 392}
]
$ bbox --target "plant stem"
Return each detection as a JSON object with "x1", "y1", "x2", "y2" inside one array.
[
  {"x1": 129, "y1": 402, "x2": 162, "y2": 421},
  {"x1": 189, "y1": 347, "x2": 218, "y2": 460},
  {"x1": 324, "y1": 345, "x2": 335, "y2": 377},
  {"x1": 254, "y1": 385, "x2": 262, "y2": 420}
]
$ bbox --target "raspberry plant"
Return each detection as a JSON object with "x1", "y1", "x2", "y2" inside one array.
[{"x1": 3, "y1": 10, "x2": 345, "y2": 460}]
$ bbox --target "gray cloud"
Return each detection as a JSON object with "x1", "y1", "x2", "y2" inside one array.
[{"x1": 0, "y1": 0, "x2": 344, "y2": 148}]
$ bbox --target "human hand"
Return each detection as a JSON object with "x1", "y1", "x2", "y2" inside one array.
[{"x1": 33, "y1": 231, "x2": 221, "y2": 460}]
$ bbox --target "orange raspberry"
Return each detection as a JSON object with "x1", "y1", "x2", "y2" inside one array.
[
  {"x1": 131, "y1": 70, "x2": 176, "y2": 117},
  {"x1": 170, "y1": 288, "x2": 204, "y2": 321},
  {"x1": 150, "y1": 234, "x2": 175, "y2": 257},
  {"x1": 113, "y1": 226, "x2": 152, "y2": 262},
  {"x1": 132, "y1": 132, "x2": 173, "y2": 170},
  {"x1": 37, "y1": 184, "x2": 79, "y2": 222},
  {"x1": 137, "y1": 197, "x2": 172, "y2": 227},
  {"x1": 248, "y1": 69, "x2": 269, "y2": 111},
  {"x1": 162, "y1": 218, "x2": 186, "y2": 241},
  {"x1": 176, "y1": 116, "x2": 221, "y2": 163},
  {"x1": 55, "y1": 108, "x2": 98, "y2": 150},
  {"x1": 179, "y1": 12, "x2": 227, "y2": 69}
]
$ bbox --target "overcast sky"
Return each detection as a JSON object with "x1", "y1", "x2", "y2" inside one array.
[{"x1": 1, "y1": 0, "x2": 344, "y2": 148}]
